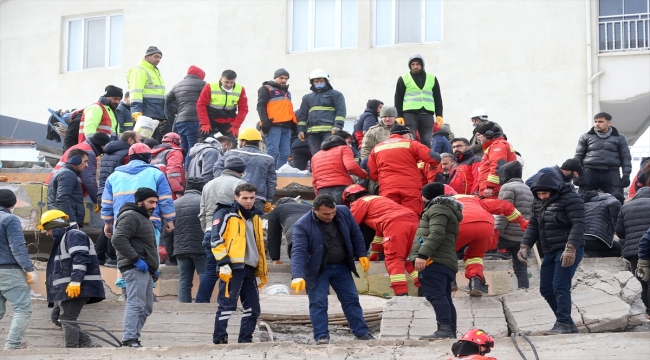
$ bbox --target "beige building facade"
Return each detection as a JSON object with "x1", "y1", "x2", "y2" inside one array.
[{"x1": 1, "y1": 0, "x2": 648, "y2": 177}]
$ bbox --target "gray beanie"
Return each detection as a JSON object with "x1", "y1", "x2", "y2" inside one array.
[
  {"x1": 145, "y1": 46, "x2": 162, "y2": 56},
  {"x1": 274, "y1": 68, "x2": 290, "y2": 79},
  {"x1": 224, "y1": 156, "x2": 246, "y2": 173},
  {"x1": 379, "y1": 106, "x2": 398, "y2": 117}
]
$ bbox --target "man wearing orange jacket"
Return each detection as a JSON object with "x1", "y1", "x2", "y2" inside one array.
[
  {"x1": 475, "y1": 122, "x2": 516, "y2": 199},
  {"x1": 454, "y1": 194, "x2": 528, "y2": 296},
  {"x1": 343, "y1": 185, "x2": 420, "y2": 296},
  {"x1": 197, "y1": 70, "x2": 249, "y2": 144},
  {"x1": 367, "y1": 125, "x2": 441, "y2": 216}
]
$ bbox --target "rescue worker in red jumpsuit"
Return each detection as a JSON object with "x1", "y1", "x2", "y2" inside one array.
[
  {"x1": 343, "y1": 185, "x2": 420, "y2": 296},
  {"x1": 476, "y1": 121, "x2": 516, "y2": 199},
  {"x1": 367, "y1": 124, "x2": 441, "y2": 216},
  {"x1": 448, "y1": 328, "x2": 496, "y2": 360},
  {"x1": 454, "y1": 194, "x2": 528, "y2": 296},
  {"x1": 151, "y1": 132, "x2": 186, "y2": 199}
]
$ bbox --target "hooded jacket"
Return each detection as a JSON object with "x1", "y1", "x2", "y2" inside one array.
[
  {"x1": 111, "y1": 202, "x2": 159, "y2": 274},
  {"x1": 522, "y1": 173, "x2": 586, "y2": 253},
  {"x1": 47, "y1": 164, "x2": 86, "y2": 225},
  {"x1": 187, "y1": 140, "x2": 223, "y2": 185},
  {"x1": 431, "y1": 130, "x2": 452, "y2": 155},
  {"x1": 162, "y1": 190, "x2": 204, "y2": 257},
  {"x1": 165, "y1": 66, "x2": 206, "y2": 123},
  {"x1": 151, "y1": 143, "x2": 186, "y2": 197},
  {"x1": 311, "y1": 135, "x2": 367, "y2": 191},
  {"x1": 291, "y1": 206, "x2": 367, "y2": 290},
  {"x1": 46, "y1": 225, "x2": 104, "y2": 306},
  {"x1": 448, "y1": 149, "x2": 480, "y2": 195},
  {"x1": 360, "y1": 121, "x2": 391, "y2": 160},
  {"x1": 574, "y1": 126, "x2": 632, "y2": 175},
  {"x1": 470, "y1": 121, "x2": 503, "y2": 159},
  {"x1": 213, "y1": 146, "x2": 277, "y2": 202},
  {"x1": 199, "y1": 169, "x2": 246, "y2": 232},
  {"x1": 98, "y1": 140, "x2": 131, "y2": 197},
  {"x1": 297, "y1": 83, "x2": 346, "y2": 134},
  {"x1": 583, "y1": 192, "x2": 621, "y2": 248},
  {"x1": 495, "y1": 161, "x2": 534, "y2": 241},
  {"x1": 525, "y1": 165, "x2": 566, "y2": 187},
  {"x1": 0, "y1": 207, "x2": 34, "y2": 272},
  {"x1": 410, "y1": 196, "x2": 463, "y2": 272},
  {"x1": 478, "y1": 136, "x2": 517, "y2": 196},
  {"x1": 394, "y1": 54, "x2": 443, "y2": 117},
  {"x1": 615, "y1": 187, "x2": 650, "y2": 258},
  {"x1": 353, "y1": 104, "x2": 381, "y2": 148},
  {"x1": 101, "y1": 159, "x2": 176, "y2": 229}
]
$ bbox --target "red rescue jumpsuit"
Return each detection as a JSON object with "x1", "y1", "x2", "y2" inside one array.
[
  {"x1": 367, "y1": 134, "x2": 440, "y2": 216},
  {"x1": 350, "y1": 195, "x2": 420, "y2": 295},
  {"x1": 477, "y1": 137, "x2": 516, "y2": 198},
  {"x1": 454, "y1": 195, "x2": 526, "y2": 281}
]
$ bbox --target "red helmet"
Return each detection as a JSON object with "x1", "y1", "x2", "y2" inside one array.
[
  {"x1": 162, "y1": 132, "x2": 181, "y2": 145},
  {"x1": 342, "y1": 184, "x2": 367, "y2": 204},
  {"x1": 128, "y1": 143, "x2": 152, "y2": 156},
  {"x1": 459, "y1": 329, "x2": 494, "y2": 353}
]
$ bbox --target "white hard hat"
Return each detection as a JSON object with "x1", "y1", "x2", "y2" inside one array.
[
  {"x1": 470, "y1": 109, "x2": 488, "y2": 121},
  {"x1": 309, "y1": 69, "x2": 329, "y2": 81}
]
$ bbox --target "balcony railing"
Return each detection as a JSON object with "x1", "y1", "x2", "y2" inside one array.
[{"x1": 599, "y1": 13, "x2": 650, "y2": 52}]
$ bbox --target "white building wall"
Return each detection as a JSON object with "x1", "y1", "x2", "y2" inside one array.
[{"x1": 1, "y1": 0, "x2": 591, "y2": 178}]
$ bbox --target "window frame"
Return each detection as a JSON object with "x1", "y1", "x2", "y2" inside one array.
[
  {"x1": 373, "y1": 0, "x2": 444, "y2": 47},
  {"x1": 288, "y1": 0, "x2": 357, "y2": 53},
  {"x1": 64, "y1": 13, "x2": 123, "y2": 73}
]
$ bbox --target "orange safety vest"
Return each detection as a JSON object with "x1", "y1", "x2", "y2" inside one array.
[
  {"x1": 78, "y1": 102, "x2": 114, "y2": 143},
  {"x1": 265, "y1": 85, "x2": 296, "y2": 124}
]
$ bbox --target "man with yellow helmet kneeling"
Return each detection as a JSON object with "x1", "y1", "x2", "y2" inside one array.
[{"x1": 41, "y1": 210, "x2": 105, "y2": 348}]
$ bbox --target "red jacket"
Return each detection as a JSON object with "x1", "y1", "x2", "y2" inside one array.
[
  {"x1": 350, "y1": 195, "x2": 417, "y2": 235},
  {"x1": 448, "y1": 150, "x2": 480, "y2": 195},
  {"x1": 311, "y1": 136, "x2": 367, "y2": 191},
  {"x1": 368, "y1": 134, "x2": 440, "y2": 191},
  {"x1": 196, "y1": 83, "x2": 249, "y2": 130},
  {"x1": 151, "y1": 143, "x2": 186, "y2": 198},
  {"x1": 478, "y1": 137, "x2": 516, "y2": 196},
  {"x1": 455, "y1": 195, "x2": 524, "y2": 225}
]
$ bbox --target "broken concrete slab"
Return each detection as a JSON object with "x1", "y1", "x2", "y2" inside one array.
[
  {"x1": 572, "y1": 285, "x2": 631, "y2": 332},
  {"x1": 500, "y1": 289, "x2": 584, "y2": 335}
]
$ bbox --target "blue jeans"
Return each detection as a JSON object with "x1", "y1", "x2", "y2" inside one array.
[
  {"x1": 0, "y1": 269, "x2": 32, "y2": 350},
  {"x1": 122, "y1": 268, "x2": 154, "y2": 341},
  {"x1": 539, "y1": 246, "x2": 584, "y2": 325},
  {"x1": 418, "y1": 263, "x2": 457, "y2": 327},
  {"x1": 213, "y1": 266, "x2": 260, "y2": 343},
  {"x1": 266, "y1": 126, "x2": 292, "y2": 168},
  {"x1": 177, "y1": 254, "x2": 207, "y2": 303},
  {"x1": 175, "y1": 121, "x2": 199, "y2": 170},
  {"x1": 307, "y1": 262, "x2": 370, "y2": 340},
  {"x1": 195, "y1": 232, "x2": 218, "y2": 303}
]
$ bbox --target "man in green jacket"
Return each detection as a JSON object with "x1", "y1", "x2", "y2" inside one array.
[{"x1": 411, "y1": 182, "x2": 463, "y2": 340}]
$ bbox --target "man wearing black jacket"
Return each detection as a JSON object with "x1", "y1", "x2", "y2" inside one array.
[
  {"x1": 519, "y1": 173, "x2": 585, "y2": 335},
  {"x1": 266, "y1": 198, "x2": 312, "y2": 263},
  {"x1": 394, "y1": 54, "x2": 443, "y2": 148}
]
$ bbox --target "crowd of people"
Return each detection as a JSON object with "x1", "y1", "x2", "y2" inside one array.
[{"x1": 1, "y1": 45, "x2": 649, "y2": 359}]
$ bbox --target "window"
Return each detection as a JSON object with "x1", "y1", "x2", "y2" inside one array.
[
  {"x1": 290, "y1": 0, "x2": 357, "y2": 52},
  {"x1": 598, "y1": 0, "x2": 649, "y2": 51},
  {"x1": 65, "y1": 14, "x2": 123, "y2": 71},
  {"x1": 374, "y1": 0, "x2": 443, "y2": 46}
]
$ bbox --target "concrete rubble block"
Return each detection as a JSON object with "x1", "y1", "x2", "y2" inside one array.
[
  {"x1": 627, "y1": 298, "x2": 650, "y2": 327},
  {"x1": 219, "y1": 343, "x2": 275, "y2": 359},
  {"x1": 620, "y1": 276, "x2": 643, "y2": 304},
  {"x1": 384, "y1": 295, "x2": 425, "y2": 311},
  {"x1": 410, "y1": 318, "x2": 436, "y2": 328},
  {"x1": 265, "y1": 343, "x2": 307, "y2": 360},
  {"x1": 378, "y1": 325, "x2": 410, "y2": 338},
  {"x1": 577, "y1": 257, "x2": 629, "y2": 273},
  {"x1": 382, "y1": 310, "x2": 413, "y2": 319},
  {"x1": 469, "y1": 297, "x2": 508, "y2": 337},
  {"x1": 572, "y1": 285, "x2": 630, "y2": 332},
  {"x1": 501, "y1": 289, "x2": 582, "y2": 335},
  {"x1": 614, "y1": 270, "x2": 634, "y2": 286},
  {"x1": 408, "y1": 325, "x2": 434, "y2": 338},
  {"x1": 382, "y1": 318, "x2": 412, "y2": 326}
]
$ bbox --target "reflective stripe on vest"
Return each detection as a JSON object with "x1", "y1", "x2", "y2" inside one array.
[
  {"x1": 78, "y1": 103, "x2": 115, "y2": 143},
  {"x1": 402, "y1": 72, "x2": 436, "y2": 112},
  {"x1": 210, "y1": 82, "x2": 242, "y2": 111},
  {"x1": 135, "y1": 65, "x2": 166, "y2": 99},
  {"x1": 265, "y1": 85, "x2": 296, "y2": 124}
]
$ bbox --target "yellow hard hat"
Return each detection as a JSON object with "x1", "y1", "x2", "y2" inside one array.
[
  {"x1": 38, "y1": 210, "x2": 69, "y2": 230},
  {"x1": 238, "y1": 128, "x2": 262, "y2": 142}
]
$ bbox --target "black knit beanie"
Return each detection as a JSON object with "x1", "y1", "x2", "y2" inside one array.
[
  {"x1": 0, "y1": 189, "x2": 17, "y2": 208},
  {"x1": 422, "y1": 183, "x2": 445, "y2": 200}
]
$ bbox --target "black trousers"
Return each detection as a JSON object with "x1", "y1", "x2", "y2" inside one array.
[
  {"x1": 404, "y1": 112, "x2": 434, "y2": 148},
  {"x1": 584, "y1": 238, "x2": 622, "y2": 258},
  {"x1": 152, "y1": 118, "x2": 171, "y2": 143},
  {"x1": 579, "y1": 168, "x2": 621, "y2": 195},
  {"x1": 627, "y1": 256, "x2": 650, "y2": 315},
  {"x1": 95, "y1": 228, "x2": 116, "y2": 264},
  {"x1": 498, "y1": 237, "x2": 529, "y2": 289},
  {"x1": 59, "y1": 297, "x2": 92, "y2": 348},
  {"x1": 291, "y1": 146, "x2": 312, "y2": 171}
]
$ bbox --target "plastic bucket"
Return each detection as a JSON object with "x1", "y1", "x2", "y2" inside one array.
[
  {"x1": 133, "y1": 116, "x2": 159, "y2": 139},
  {"x1": 263, "y1": 284, "x2": 290, "y2": 296}
]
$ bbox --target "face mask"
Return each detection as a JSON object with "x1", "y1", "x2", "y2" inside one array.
[{"x1": 314, "y1": 83, "x2": 326, "y2": 89}]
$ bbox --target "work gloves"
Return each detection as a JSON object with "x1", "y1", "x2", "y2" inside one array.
[
  {"x1": 26, "y1": 271, "x2": 38, "y2": 284},
  {"x1": 331, "y1": 127, "x2": 341, "y2": 135},
  {"x1": 132, "y1": 112, "x2": 142, "y2": 121},
  {"x1": 298, "y1": 132, "x2": 305, "y2": 142},
  {"x1": 518, "y1": 219, "x2": 529, "y2": 231},
  {"x1": 153, "y1": 270, "x2": 160, "y2": 283},
  {"x1": 291, "y1": 278, "x2": 305, "y2": 293},
  {"x1": 200, "y1": 124, "x2": 212, "y2": 134},
  {"x1": 620, "y1": 175, "x2": 631, "y2": 188},
  {"x1": 94, "y1": 204, "x2": 100, "y2": 214},
  {"x1": 396, "y1": 117, "x2": 405, "y2": 125},
  {"x1": 560, "y1": 244, "x2": 577, "y2": 267},
  {"x1": 359, "y1": 257, "x2": 370, "y2": 272},
  {"x1": 517, "y1": 244, "x2": 530, "y2": 265},
  {"x1": 435, "y1": 116, "x2": 444, "y2": 129},
  {"x1": 264, "y1": 202, "x2": 274, "y2": 213},
  {"x1": 134, "y1": 258, "x2": 149, "y2": 272},
  {"x1": 258, "y1": 276, "x2": 268, "y2": 289},
  {"x1": 219, "y1": 264, "x2": 233, "y2": 298},
  {"x1": 66, "y1": 282, "x2": 81, "y2": 298},
  {"x1": 636, "y1": 259, "x2": 650, "y2": 282}
]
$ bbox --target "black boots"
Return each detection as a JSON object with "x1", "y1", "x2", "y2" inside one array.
[
  {"x1": 122, "y1": 339, "x2": 142, "y2": 348},
  {"x1": 468, "y1": 277, "x2": 488, "y2": 297},
  {"x1": 419, "y1": 323, "x2": 456, "y2": 340},
  {"x1": 213, "y1": 337, "x2": 228, "y2": 345},
  {"x1": 545, "y1": 321, "x2": 578, "y2": 335}
]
